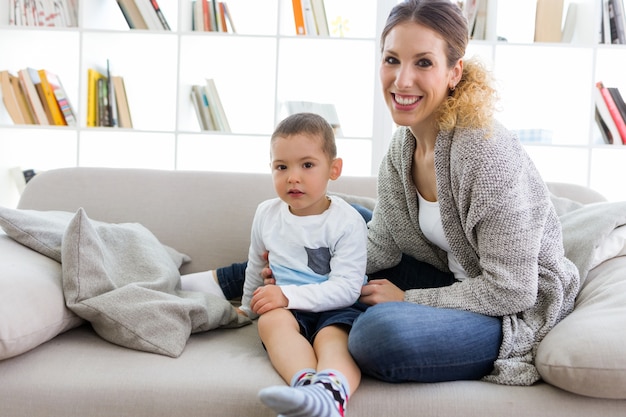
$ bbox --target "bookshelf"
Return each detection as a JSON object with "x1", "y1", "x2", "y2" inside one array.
[
  {"x1": 0, "y1": 0, "x2": 393, "y2": 207},
  {"x1": 1, "y1": 0, "x2": 626, "y2": 208},
  {"x1": 473, "y1": 0, "x2": 626, "y2": 203}
]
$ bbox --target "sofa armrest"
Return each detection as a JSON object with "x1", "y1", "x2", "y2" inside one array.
[{"x1": 546, "y1": 182, "x2": 607, "y2": 204}]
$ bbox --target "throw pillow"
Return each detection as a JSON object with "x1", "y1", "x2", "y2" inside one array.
[
  {"x1": 61, "y1": 208, "x2": 249, "y2": 357},
  {"x1": 0, "y1": 234, "x2": 84, "y2": 360},
  {"x1": 0, "y1": 206, "x2": 191, "y2": 267},
  {"x1": 536, "y1": 256, "x2": 626, "y2": 399}
]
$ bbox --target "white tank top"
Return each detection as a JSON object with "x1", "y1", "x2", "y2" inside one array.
[{"x1": 417, "y1": 191, "x2": 468, "y2": 281}]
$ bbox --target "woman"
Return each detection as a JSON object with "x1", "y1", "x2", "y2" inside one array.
[
  {"x1": 185, "y1": 0, "x2": 580, "y2": 391},
  {"x1": 348, "y1": 0, "x2": 579, "y2": 386}
]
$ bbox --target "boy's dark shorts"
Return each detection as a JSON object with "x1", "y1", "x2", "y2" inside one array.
[{"x1": 291, "y1": 303, "x2": 368, "y2": 344}]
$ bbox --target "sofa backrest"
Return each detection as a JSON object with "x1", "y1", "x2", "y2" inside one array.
[
  {"x1": 18, "y1": 167, "x2": 606, "y2": 275},
  {"x1": 18, "y1": 167, "x2": 378, "y2": 275}
]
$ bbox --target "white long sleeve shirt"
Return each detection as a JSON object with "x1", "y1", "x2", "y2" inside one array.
[{"x1": 240, "y1": 195, "x2": 367, "y2": 319}]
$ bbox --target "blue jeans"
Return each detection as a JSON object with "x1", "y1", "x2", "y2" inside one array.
[
  {"x1": 354, "y1": 255, "x2": 502, "y2": 382},
  {"x1": 348, "y1": 302, "x2": 502, "y2": 383}
]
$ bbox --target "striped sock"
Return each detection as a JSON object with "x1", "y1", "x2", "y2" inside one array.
[
  {"x1": 259, "y1": 369, "x2": 349, "y2": 417},
  {"x1": 290, "y1": 368, "x2": 316, "y2": 387}
]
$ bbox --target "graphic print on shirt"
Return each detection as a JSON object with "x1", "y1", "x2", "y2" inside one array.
[{"x1": 305, "y1": 247, "x2": 331, "y2": 275}]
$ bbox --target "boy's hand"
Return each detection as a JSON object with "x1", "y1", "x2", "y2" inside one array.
[{"x1": 250, "y1": 285, "x2": 288, "y2": 315}]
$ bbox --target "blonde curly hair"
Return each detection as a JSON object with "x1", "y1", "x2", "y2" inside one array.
[
  {"x1": 381, "y1": 0, "x2": 498, "y2": 132},
  {"x1": 436, "y1": 57, "x2": 498, "y2": 132}
]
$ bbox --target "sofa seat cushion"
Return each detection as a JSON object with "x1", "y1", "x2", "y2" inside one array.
[
  {"x1": 536, "y1": 255, "x2": 626, "y2": 399},
  {"x1": 0, "y1": 233, "x2": 83, "y2": 360}
]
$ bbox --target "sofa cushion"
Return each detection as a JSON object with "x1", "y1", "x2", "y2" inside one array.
[
  {"x1": 0, "y1": 206, "x2": 191, "y2": 268},
  {"x1": 589, "y1": 225, "x2": 626, "y2": 271},
  {"x1": 0, "y1": 233, "x2": 84, "y2": 360},
  {"x1": 536, "y1": 255, "x2": 626, "y2": 399},
  {"x1": 0, "y1": 206, "x2": 192, "y2": 359},
  {"x1": 61, "y1": 208, "x2": 249, "y2": 357}
]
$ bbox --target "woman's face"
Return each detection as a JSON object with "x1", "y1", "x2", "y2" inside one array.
[{"x1": 380, "y1": 22, "x2": 461, "y2": 136}]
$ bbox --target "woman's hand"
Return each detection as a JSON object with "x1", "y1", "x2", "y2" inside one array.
[
  {"x1": 261, "y1": 251, "x2": 276, "y2": 285},
  {"x1": 250, "y1": 285, "x2": 287, "y2": 315},
  {"x1": 359, "y1": 278, "x2": 405, "y2": 305}
]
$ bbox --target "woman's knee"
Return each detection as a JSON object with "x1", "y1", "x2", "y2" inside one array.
[
  {"x1": 348, "y1": 302, "x2": 502, "y2": 383},
  {"x1": 348, "y1": 303, "x2": 409, "y2": 362}
]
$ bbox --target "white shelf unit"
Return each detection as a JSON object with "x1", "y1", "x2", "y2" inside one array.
[
  {"x1": 1, "y1": 0, "x2": 626, "y2": 208},
  {"x1": 0, "y1": 0, "x2": 394, "y2": 208},
  {"x1": 464, "y1": 0, "x2": 626, "y2": 203}
]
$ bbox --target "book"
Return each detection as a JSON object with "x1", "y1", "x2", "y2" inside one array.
[
  {"x1": 609, "y1": 0, "x2": 626, "y2": 44},
  {"x1": 597, "y1": 81, "x2": 626, "y2": 144},
  {"x1": 190, "y1": 85, "x2": 205, "y2": 129},
  {"x1": 8, "y1": 0, "x2": 78, "y2": 27},
  {"x1": 534, "y1": 0, "x2": 564, "y2": 42},
  {"x1": 148, "y1": 0, "x2": 171, "y2": 30},
  {"x1": 87, "y1": 68, "x2": 106, "y2": 127},
  {"x1": 292, "y1": 0, "x2": 307, "y2": 35},
  {"x1": 301, "y1": 0, "x2": 318, "y2": 36},
  {"x1": 218, "y1": 2, "x2": 227, "y2": 32},
  {"x1": 10, "y1": 71, "x2": 36, "y2": 124},
  {"x1": 204, "y1": 78, "x2": 230, "y2": 132},
  {"x1": 1, "y1": 70, "x2": 29, "y2": 124},
  {"x1": 17, "y1": 68, "x2": 49, "y2": 125},
  {"x1": 44, "y1": 71, "x2": 77, "y2": 126},
  {"x1": 37, "y1": 69, "x2": 67, "y2": 125},
  {"x1": 602, "y1": 0, "x2": 612, "y2": 43},
  {"x1": 3, "y1": 71, "x2": 36, "y2": 125},
  {"x1": 134, "y1": 0, "x2": 165, "y2": 30},
  {"x1": 191, "y1": 84, "x2": 216, "y2": 130},
  {"x1": 211, "y1": 0, "x2": 219, "y2": 32},
  {"x1": 200, "y1": 0, "x2": 212, "y2": 31},
  {"x1": 311, "y1": 0, "x2": 329, "y2": 36},
  {"x1": 222, "y1": 2, "x2": 236, "y2": 33},
  {"x1": 116, "y1": 0, "x2": 149, "y2": 29},
  {"x1": 27, "y1": 67, "x2": 56, "y2": 124},
  {"x1": 59, "y1": 0, "x2": 79, "y2": 27},
  {"x1": 594, "y1": 85, "x2": 620, "y2": 145},
  {"x1": 608, "y1": 87, "x2": 626, "y2": 127},
  {"x1": 595, "y1": 107, "x2": 613, "y2": 145},
  {"x1": 106, "y1": 59, "x2": 117, "y2": 127},
  {"x1": 197, "y1": 1, "x2": 237, "y2": 32},
  {"x1": 112, "y1": 76, "x2": 133, "y2": 128},
  {"x1": 97, "y1": 77, "x2": 108, "y2": 126}
]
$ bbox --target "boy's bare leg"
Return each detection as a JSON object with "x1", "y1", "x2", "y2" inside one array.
[
  {"x1": 258, "y1": 322, "x2": 358, "y2": 417},
  {"x1": 257, "y1": 308, "x2": 316, "y2": 383},
  {"x1": 313, "y1": 325, "x2": 360, "y2": 395}
]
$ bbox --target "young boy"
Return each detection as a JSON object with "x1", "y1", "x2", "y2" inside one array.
[{"x1": 240, "y1": 112, "x2": 367, "y2": 417}]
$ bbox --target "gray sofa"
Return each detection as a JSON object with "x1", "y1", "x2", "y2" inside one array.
[{"x1": 1, "y1": 167, "x2": 625, "y2": 417}]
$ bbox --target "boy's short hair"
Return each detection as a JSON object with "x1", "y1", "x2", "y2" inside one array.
[{"x1": 271, "y1": 113, "x2": 337, "y2": 159}]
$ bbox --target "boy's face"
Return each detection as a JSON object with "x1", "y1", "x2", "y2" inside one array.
[{"x1": 270, "y1": 133, "x2": 342, "y2": 216}]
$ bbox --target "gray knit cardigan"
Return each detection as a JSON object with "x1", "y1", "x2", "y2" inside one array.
[{"x1": 367, "y1": 122, "x2": 580, "y2": 386}]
